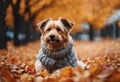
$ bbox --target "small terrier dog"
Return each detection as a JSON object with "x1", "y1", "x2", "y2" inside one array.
[{"x1": 35, "y1": 18, "x2": 86, "y2": 73}]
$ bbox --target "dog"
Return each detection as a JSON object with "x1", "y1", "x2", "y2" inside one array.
[{"x1": 35, "y1": 18, "x2": 86, "y2": 73}]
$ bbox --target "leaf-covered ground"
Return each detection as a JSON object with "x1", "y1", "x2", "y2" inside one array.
[{"x1": 0, "y1": 39, "x2": 120, "y2": 82}]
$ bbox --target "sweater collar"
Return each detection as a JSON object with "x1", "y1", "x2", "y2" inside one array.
[{"x1": 42, "y1": 37, "x2": 73, "y2": 59}]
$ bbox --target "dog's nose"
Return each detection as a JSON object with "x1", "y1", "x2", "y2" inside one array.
[{"x1": 49, "y1": 34, "x2": 55, "y2": 39}]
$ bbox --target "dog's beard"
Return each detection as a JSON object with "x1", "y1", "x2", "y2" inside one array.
[
  {"x1": 47, "y1": 38, "x2": 60, "y2": 44},
  {"x1": 45, "y1": 39, "x2": 68, "y2": 51},
  {"x1": 46, "y1": 40, "x2": 63, "y2": 51}
]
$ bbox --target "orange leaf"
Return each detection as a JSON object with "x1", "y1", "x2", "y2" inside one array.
[{"x1": 1, "y1": 66, "x2": 16, "y2": 82}]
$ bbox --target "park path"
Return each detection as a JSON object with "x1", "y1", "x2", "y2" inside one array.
[{"x1": 74, "y1": 40, "x2": 120, "y2": 60}]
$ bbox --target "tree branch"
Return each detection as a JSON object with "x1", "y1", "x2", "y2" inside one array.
[
  {"x1": 4, "y1": 0, "x2": 11, "y2": 9},
  {"x1": 11, "y1": 0, "x2": 21, "y2": 8},
  {"x1": 29, "y1": 0, "x2": 40, "y2": 8},
  {"x1": 30, "y1": 0, "x2": 56, "y2": 20}
]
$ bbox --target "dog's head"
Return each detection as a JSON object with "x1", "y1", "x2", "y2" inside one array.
[{"x1": 37, "y1": 18, "x2": 73, "y2": 51}]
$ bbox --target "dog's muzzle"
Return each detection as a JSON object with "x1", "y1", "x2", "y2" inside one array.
[{"x1": 47, "y1": 34, "x2": 59, "y2": 43}]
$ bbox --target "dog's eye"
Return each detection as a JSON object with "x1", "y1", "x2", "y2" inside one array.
[
  {"x1": 47, "y1": 28, "x2": 51, "y2": 31},
  {"x1": 56, "y1": 28, "x2": 61, "y2": 32}
]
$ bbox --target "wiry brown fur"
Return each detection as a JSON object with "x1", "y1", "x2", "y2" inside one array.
[
  {"x1": 41, "y1": 25, "x2": 69, "y2": 51},
  {"x1": 38, "y1": 18, "x2": 73, "y2": 51}
]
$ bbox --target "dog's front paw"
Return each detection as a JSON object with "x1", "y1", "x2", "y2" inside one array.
[
  {"x1": 35, "y1": 60, "x2": 43, "y2": 73},
  {"x1": 77, "y1": 60, "x2": 87, "y2": 70}
]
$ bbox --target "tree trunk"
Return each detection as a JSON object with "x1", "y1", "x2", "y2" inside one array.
[
  {"x1": 0, "y1": 16, "x2": 7, "y2": 49},
  {"x1": 89, "y1": 26, "x2": 94, "y2": 40},
  {"x1": 12, "y1": 0, "x2": 22, "y2": 46},
  {"x1": 13, "y1": 14, "x2": 22, "y2": 46},
  {"x1": 0, "y1": 1, "x2": 7, "y2": 49},
  {"x1": 114, "y1": 21, "x2": 119, "y2": 38}
]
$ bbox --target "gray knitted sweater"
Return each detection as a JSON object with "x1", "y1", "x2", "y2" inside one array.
[{"x1": 37, "y1": 38, "x2": 77, "y2": 73}]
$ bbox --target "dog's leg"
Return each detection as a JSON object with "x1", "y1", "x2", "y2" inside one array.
[
  {"x1": 35, "y1": 59, "x2": 43, "y2": 72},
  {"x1": 77, "y1": 60, "x2": 87, "y2": 70},
  {"x1": 50, "y1": 70, "x2": 60, "y2": 78}
]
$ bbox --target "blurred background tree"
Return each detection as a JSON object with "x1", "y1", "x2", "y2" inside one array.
[
  {"x1": 0, "y1": 0, "x2": 11, "y2": 49},
  {"x1": 0, "y1": 0, "x2": 120, "y2": 49},
  {"x1": 11, "y1": 0, "x2": 56, "y2": 46}
]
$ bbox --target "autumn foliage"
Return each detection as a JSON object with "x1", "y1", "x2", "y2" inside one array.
[
  {"x1": 0, "y1": 40, "x2": 120, "y2": 82},
  {"x1": 6, "y1": 0, "x2": 120, "y2": 33}
]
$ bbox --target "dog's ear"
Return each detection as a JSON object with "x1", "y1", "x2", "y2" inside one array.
[
  {"x1": 37, "y1": 18, "x2": 51, "y2": 32},
  {"x1": 60, "y1": 18, "x2": 73, "y2": 30}
]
